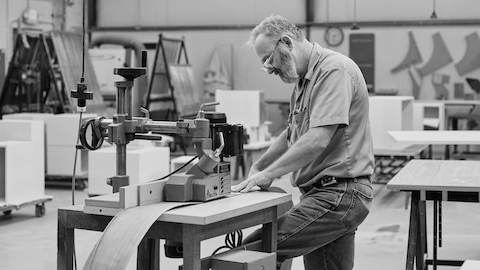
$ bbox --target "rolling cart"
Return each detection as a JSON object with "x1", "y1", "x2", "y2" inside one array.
[{"x1": 1, "y1": 196, "x2": 52, "y2": 217}]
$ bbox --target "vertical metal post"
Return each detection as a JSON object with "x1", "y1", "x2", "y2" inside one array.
[{"x1": 116, "y1": 84, "x2": 127, "y2": 177}]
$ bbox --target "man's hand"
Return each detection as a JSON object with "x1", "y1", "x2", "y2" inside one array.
[{"x1": 231, "y1": 171, "x2": 273, "y2": 193}]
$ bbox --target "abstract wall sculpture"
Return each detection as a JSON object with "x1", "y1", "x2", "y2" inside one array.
[
  {"x1": 408, "y1": 66, "x2": 422, "y2": 99},
  {"x1": 431, "y1": 73, "x2": 450, "y2": 100},
  {"x1": 455, "y1": 32, "x2": 480, "y2": 76},
  {"x1": 417, "y1": 33, "x2": 453, "y2": 78},
  {"x1": 391, "y1": 32, "x2": 423, "y2": 74}
]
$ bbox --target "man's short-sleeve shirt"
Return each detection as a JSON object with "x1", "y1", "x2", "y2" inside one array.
[{"x1": 287, "y1": 43, "x2": 374, "y2": 187}]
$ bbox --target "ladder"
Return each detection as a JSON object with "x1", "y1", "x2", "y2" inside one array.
[
  {"x1": 0, "y1": 31, "x2": 104, "y2": 118},
  {"x1": 144, "y1": 34, "x2": 190, "y2": 121},
  {"x1": 0, "y1": 32, "x2": 68, "y2": 117}
]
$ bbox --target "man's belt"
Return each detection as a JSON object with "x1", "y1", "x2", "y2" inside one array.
[{"x1": 311, "y1": 175, "x2": 371, "y2": 189}]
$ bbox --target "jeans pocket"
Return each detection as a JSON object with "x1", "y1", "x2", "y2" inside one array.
[{"x1": 340, "y1": 183, "x2": 373, "y2": 230}]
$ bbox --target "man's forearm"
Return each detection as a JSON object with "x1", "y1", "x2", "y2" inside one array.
[
  {"x1": 250, "y1": 129, "x2": 289, "y2": 171},
  {"x1": 264, "y1": 125, "x2": 336, "y2": 179}
]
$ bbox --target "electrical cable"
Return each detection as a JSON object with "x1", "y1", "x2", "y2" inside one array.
[
  {"x1": 211, "y1": 230, "x2": 244, "y2": 256},
  {"x1": 149, "y1": 155, "x2": 199, "y2": 182},
  {"x1": 69, "y1": 0, "x2": 87, "y2": 269}
]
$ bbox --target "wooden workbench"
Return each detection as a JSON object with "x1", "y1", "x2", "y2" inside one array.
[
  {"x1": 57, "y1": 191, "x2": 291, "y2": 270},
  {"x1": 388, "y1": 130, "x2": 480, "y2": 159},
  {"x1": 387, "y1": 159, "x2": 480, "y2": 270}
]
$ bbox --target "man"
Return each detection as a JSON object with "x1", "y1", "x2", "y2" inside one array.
[{"x1": 232, "y1": 15, "x2": 374, "y2": 270}]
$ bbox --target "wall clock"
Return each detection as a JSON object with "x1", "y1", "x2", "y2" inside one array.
[{"x1": 324, "y1": 26, "x2": 344, "y2": 47}]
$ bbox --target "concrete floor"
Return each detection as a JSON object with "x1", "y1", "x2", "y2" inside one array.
[{"x1": 1, "y1": 173, "x2": 480, "y2": 270}]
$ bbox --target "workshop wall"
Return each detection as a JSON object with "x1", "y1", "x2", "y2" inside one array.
[
  {"x1": 0, "y1": 0, "x2": 83, "y2": 75},
  {"x1": 2, "y1": 0, "x2": 480, "y2": 106},
  {"x1": 91, "y1": 0, "x2": 480, "y2": 102}
]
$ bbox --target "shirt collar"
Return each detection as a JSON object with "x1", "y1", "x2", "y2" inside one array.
[{"x1": 304, "y1": 43, "x2": 323, "y2": 81}]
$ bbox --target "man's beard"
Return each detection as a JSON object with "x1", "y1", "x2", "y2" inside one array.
[{"x1": 278, "y1": 50, "x2": 300, "y2": 84}]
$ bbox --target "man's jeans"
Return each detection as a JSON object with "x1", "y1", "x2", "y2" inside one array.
[{"x1": 244, "y1": 177, "x2": 373, "y2": 270}]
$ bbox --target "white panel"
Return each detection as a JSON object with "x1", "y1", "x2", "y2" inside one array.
[
  {"x1": 89, "y1": 48, "x2": 126, "y2": 96},
  {"x1": 47, "y1": 145, "x2": 87, "y2": 176},
  {"x1": 414, "y1": 101, "x2": 445, "y2": 130},
  {"x1": 46, "y1": 113, "x2": 97, "y2": 146},
  {"x1": 88, "y1": 146, "x2": 170, "y2": 196},
  {"x1": 0, "y1": 119, "x2": 45, "y2": 204},
  {"x1": 215, "y1": 90, "x2": 266, "y2": 127},
  {"x1": 317, "y1": 0, "x2": 480, "y2": 22},
  {"x1": 369, "y1": 96, "x2": 414, "y2": 150}
]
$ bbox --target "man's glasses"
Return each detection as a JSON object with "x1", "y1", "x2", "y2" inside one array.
[{"x1": 262, "y1": 39, "x2": 281, "y2": 72}]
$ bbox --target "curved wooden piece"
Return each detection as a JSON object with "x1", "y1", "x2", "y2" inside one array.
[
  {"x1": 83, "y1": 202, "x2": 192, "y2": 270},
  {"x1": 432, "y1": 82, "x2": 449, "y2": 100},
  {"x1": 455, "y1": 32, "x2": 480, "y2": 76},
  {"x1": 417, "y1": 33, "x2": 452, "y2": 78},
  {"x1": 391, "y1": 32, "x2": 423, "y2": 74},
  {"x1": 408, "y1": 67, "x2": 421, "y2": 99}
]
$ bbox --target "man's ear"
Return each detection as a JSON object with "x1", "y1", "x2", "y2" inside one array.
[{"x1": 281, "y1": 35, "x2": 294, "y2": 51}]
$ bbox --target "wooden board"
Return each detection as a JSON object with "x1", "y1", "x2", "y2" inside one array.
[
  {"x1": 83, "y1": 202, "x2": 193, "y2": 270},
  {"x1": 387, "y1": 159, "x2": 480, "y2": 192},
  {"x1": 388, "y1": 130, "x2": 480, "y2": 145},
  {"x1": 85, "y1": 193, "x2": 119, "y2": 208},
  {"x1": 137, "y1": 179, "x2": 167, "y2": 206}
]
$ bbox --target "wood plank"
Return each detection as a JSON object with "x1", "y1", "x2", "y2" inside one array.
[
  {"x1": 388, "y1": 130, "x2": 480, "y2": 145},
  {"x1": 119, "y1": 184, "x2": 138, "y2": 209},
  {"x1": 137, "y1": 180, "x2": 167, "y2": 206},
  {"x1": 85, "y1": 193, "x2": 119, "y2": 208},
  {"x1": 159, "y1": 192, "x2": 291, "y2": 225},
  {"x1": 387, "y1": 159, "x2": 480, "y2": 192},
  {"x1": 83, "y1": 202, "x2": 190, "y2": 270}
]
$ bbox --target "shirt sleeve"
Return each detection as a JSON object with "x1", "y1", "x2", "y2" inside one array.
[{"x1": 309, "y1": 66, "x2": 354, "y2": 128}]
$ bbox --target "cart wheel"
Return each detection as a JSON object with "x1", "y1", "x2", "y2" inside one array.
[
  {"x1": 77, "y1": 180, "x2": 87, "y2": 190},
  {"x1": 35, "y1": 204, "x2": 46, "y2": 217},
  {"x1": 3, "y1": 210, "x2": 12, "y2": 216}
]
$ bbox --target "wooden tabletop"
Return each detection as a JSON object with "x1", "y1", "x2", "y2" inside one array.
[
  {"x1": 388, "y1": 130, "x2": 480, "y2": 145},
  {"x1": 418, "y1": 100, "x2": 480, "y2": 106},
  {"x1": 387, "y1": 159, "x2": 480, "y2": 192},
  {"x1": 64, "y1": 191, "x2": 291, "y2": 226},
  {"x1": 159, "y1": 191, "x2": 290, "y2": 224}
]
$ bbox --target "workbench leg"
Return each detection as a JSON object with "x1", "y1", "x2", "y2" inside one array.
[
  {"x1": 57, "y1": 210, "x2": 74, "y2": 270},
  {"x1": 406, "y1": 192, "x2": 424, "y2": 270},
  {"x1": 417, "y1": 198, "x2": 427, "y2": 270},
  {"x1": 137, "y1": 238, "x2": 160, "y2": 270},
  {"x1": 182, "y1": 224, "x2": 201, "y2": 270},
  {"x1": 261, "y1": 206, "x2": 278, "y2": 253},
  {"x1": 433, "y1": 200, "x2": 438, "y2": 270}
]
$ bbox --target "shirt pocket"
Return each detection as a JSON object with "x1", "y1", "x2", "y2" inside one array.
[{"x1": 288, "y1": 109, "x2": 309, "y2": 146}]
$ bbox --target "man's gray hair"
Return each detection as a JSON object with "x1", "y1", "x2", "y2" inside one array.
[{"x1": 246, "y1": 15, "x2": 304, "y2": 47}]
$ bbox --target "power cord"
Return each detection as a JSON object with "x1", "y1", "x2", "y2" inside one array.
[
  {"x1": 69, "y1": 0, "x2": 87, "y2": 269},
  {"x1": 149, "y1": 155, "x2": 199, "y2": 182},
  {"x1": 70, "y1": 112, "x2": 83, "y2": 270},
  {"x1": 211, "y1": 230, "x2": 244, "y2": 256}
]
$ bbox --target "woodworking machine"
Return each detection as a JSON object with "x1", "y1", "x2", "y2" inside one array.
[{"x1": 77, "y1": 51, "x2": 243, "y2": 202}]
